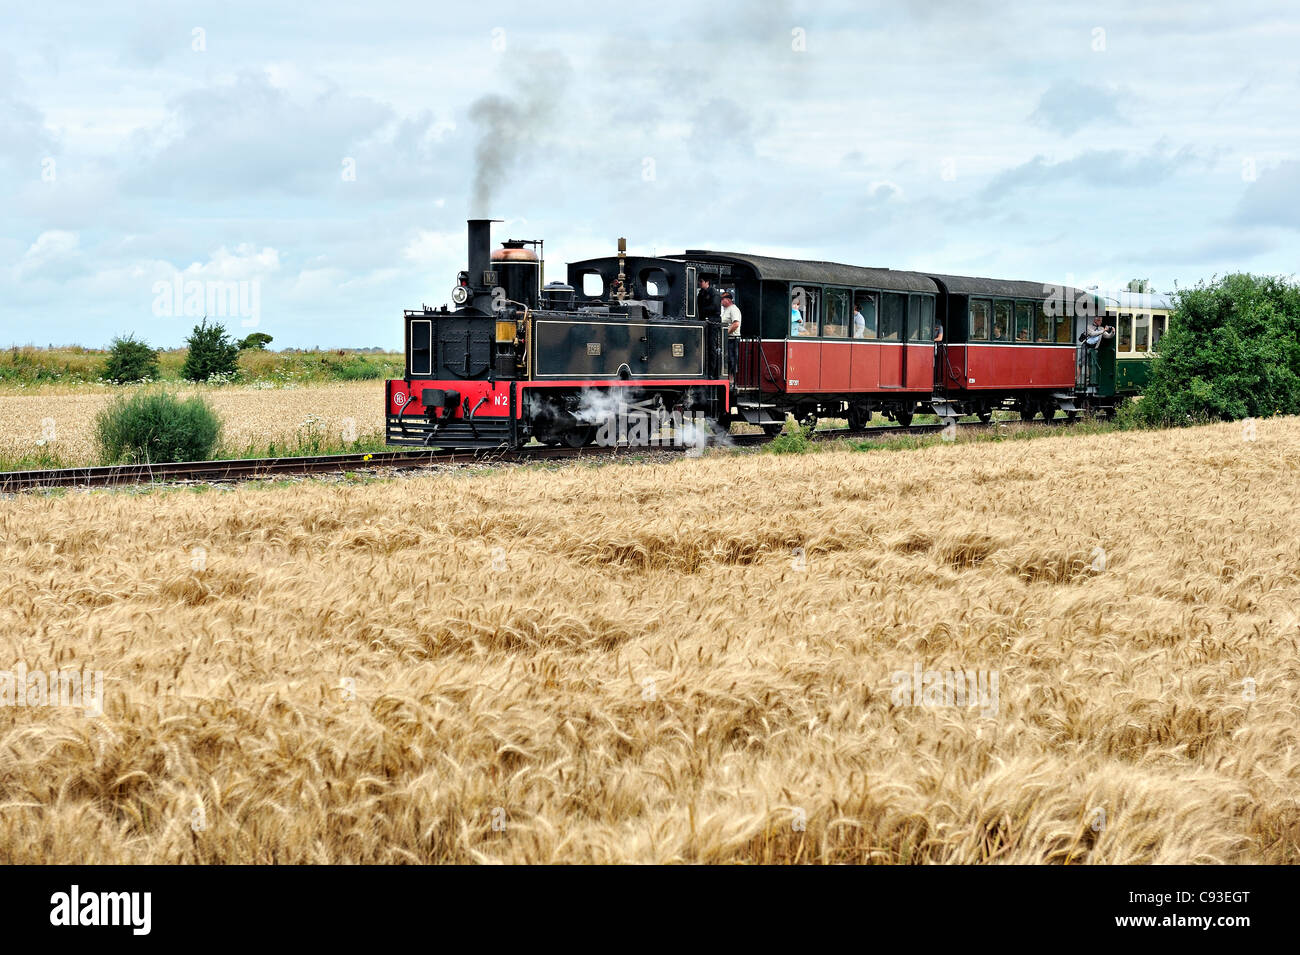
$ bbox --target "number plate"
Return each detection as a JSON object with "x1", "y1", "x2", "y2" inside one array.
[{"x1": 587, "y1": 343, "x2": 601, "y2": 356}]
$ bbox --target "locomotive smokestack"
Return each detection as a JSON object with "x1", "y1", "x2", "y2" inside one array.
[{"x1": 467, "y1": 218, "x2": 495, "y2": 291}]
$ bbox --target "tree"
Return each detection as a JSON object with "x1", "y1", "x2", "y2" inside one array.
[
  {"x1": 101, "y1": 334, "x2": 160, "y2": 383},
  {"x1": 1131, "y1": 273, "x2": 1300, "y2": 425},
  {"x1": 238, "y1": 332, "x2": 273, "y2": 351},
  {"x1": 182, "y1": 318, "x2": 240, "y2": 382}
]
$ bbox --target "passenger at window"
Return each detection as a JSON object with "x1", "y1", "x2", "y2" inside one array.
[
  {"x1": 720, "y1": 292, "x2": 742, "y2": 383},
  {"x1": 790, "y1": 298, "x2": 804, "y2": 336},
  {"x1": 852, "y1": 305, "x2": 866, "y2": 338},
  {"x1": 992, "y1": 321, "x2": 1006, "y2": 341},
  {"x1": 1016, "y1": 326, "x2": 1030, "y2": 341}
]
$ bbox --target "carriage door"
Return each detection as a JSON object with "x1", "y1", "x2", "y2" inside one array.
[{"x1": 879, "y1": 293, "x2": 906, "y2": 387}]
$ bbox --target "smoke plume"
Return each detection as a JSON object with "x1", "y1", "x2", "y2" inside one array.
[{"x1": 468, "y1": 52, "x2": 570, "y2": 215}]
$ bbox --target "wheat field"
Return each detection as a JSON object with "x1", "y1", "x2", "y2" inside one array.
[
  {"x1": 0, "y1": 381, "x2": 384, "y2": 463},
  {"x1": 0, "y1": 418, "x2": 1297, "y2": 863}
]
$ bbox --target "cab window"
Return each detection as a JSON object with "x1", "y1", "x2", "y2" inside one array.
[
  {"x1": 409, "y1": 319, "x2": 432, "y2": 376},
  {"x1": 853, "y1": 292, "x2": 877, "y2": 339},
  {"x1": 823, "y1": 288, "x2": 851, "y2": 338},
  {"x1": 1135, "y1": 314, "x2": 1149, "y2": 353},
  {"x1": 969, "y1": 299, "x2": 990, "y2": 341},
  {"x1": 992, "y1": 300, "x2": 1012, "y2": 342},
  {"x1": 1014, "y1": 302, "x2": 1032, "y2": 342}
]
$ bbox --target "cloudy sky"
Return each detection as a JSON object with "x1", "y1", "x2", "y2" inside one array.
[{"x1": 2, "y1": 0, "x2": 1296, "y2": 349}]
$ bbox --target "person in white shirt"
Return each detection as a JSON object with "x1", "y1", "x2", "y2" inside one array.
[
  {"x1": 852, "y1": 305, "x2": 866, "y2": 338},
  {"x1": 720, "y1": 292, "x2": 742, "y2": 382}
]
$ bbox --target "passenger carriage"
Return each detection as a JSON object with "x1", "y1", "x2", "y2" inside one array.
[
  {"x1": 661, "y1": 252, "x2": 941, "y2": 430},
  {"x1": 1094, "y1": 290, "x2": 1174, "y2": 395},
  {"x1": 927, "y1": 275, "x2": 1101, "y2": 421}
]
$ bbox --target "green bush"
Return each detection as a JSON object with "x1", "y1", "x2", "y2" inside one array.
[
  {"x1": 332, "y1": 357, "x2": 385, "y2": 381},
  {"x1": 93, "y1": 390, "x2": 223, "y2": 464},
  {"x1": 766, "y1": 418, "x2": 812, "y2": 454},
  {"x1": 101, "y1": 334, "x2": 160, "y2": 383},
  {"x1": 182, "y1": 319, "x2": 241, "y2": 382},
  {"x1": 1132, "y1": 274, "x2": 1300, "y2": 426}
]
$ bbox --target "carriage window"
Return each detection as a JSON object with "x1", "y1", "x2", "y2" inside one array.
[
  {"x1": 970, "y1": 300, "x2": 991, "y2": 341},
  {"x1": 581, "y1": 272, "x2": 604, "y2": 297},
  {"x1": 409, "y1": 319, "x2": 432, "y2": 376},
  {"x1": 1117, "y1": 314, "x2": 1132, "y2": 352},
  {"x1": 1035, "y1": 302, "x2": 1051, "y2": 342},
  {"x1": 1013, "y1": 302, "x2": 1032, "y2": 342},
  {"x1": 992, "y1": 301, "x2": 1012, "y2": 341},
  {"x1": 1055, "y1": 310, "x2": 1073, "y2": 344},
  {"x1": 853, "y1": 293, "x2": 877, "y2": 339},
  {"x1": 920, "y1": 296, "x2": 935, "y2": 341},
  {"x1": 823, "y1": 288, "x2": 851, "y2": 337},
  {"x1": 1153, "y1": 314, "x2": 1167, "y2": 348},
  {"x1": 906, "y1": 295, "x2": 921, "y2": 340},
  {"x1": 880, "y1": 293, "x2": 905, "y2": 341},
  {"x1": 1135, "y1": 313, "x2": 1150, "y2": 352},
  {"x1": 791, "y1": 286, "x2": 820, "y2": 336}
]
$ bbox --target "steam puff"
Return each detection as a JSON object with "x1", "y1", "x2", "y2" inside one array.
[{"x1": 469, "y1": 52, "x2": 571, "y2": 216}]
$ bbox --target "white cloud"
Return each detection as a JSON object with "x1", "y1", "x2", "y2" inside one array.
[{"x1": 14, "y1": 230, "x2": 80, "y2": 280}]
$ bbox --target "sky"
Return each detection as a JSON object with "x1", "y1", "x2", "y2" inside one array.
[{"x1": 1, "y1": 0, "x2": 1297, "y2": 349}]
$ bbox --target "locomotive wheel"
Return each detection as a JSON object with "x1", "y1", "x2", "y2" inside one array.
[
  {"x1": 1019, "y1": 405, "x2": 1035, "y2": 422},
  {"x1": 847, "y1": 405, "x2": 870, "y2": 430},
  {"x1": 559, "y1": 426, "x2": 594, "y2": 448},
  {"x1": 895, "y1": 410, "x2": 914, "y2": 428}
]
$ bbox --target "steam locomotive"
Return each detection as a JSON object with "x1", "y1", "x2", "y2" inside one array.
[
  {"x1": 385, "y1": 220, "x2": 1131, "y2": 449},
  {"x1": 385, "y1": 219, "x2": 729, "y2": 449}
]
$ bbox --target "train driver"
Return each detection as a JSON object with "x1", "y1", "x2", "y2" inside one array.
[
  {"x1": 720, "y1": 292, "x2": 742, "y2": 383},
  {"x1": 696, "y1": 276, "x2": 721, "y2": 322},
  {"x1": 933, "y1": 320, "x2": 944, "y2": 343}
]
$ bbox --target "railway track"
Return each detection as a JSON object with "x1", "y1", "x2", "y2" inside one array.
[{"x1": 0, "y1": 419, "x2": 1037, "y2": 493}]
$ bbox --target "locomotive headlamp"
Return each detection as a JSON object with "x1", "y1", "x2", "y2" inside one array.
[{"x1": 451, "y1": 285, "x2": 470, "y2": 306}]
